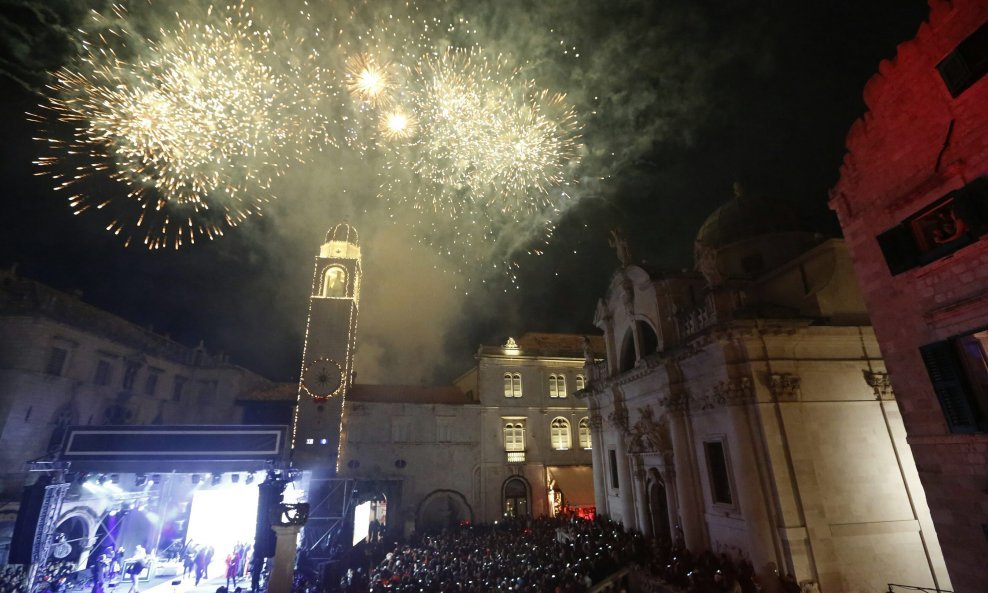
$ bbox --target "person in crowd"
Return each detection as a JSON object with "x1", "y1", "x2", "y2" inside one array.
[
  {"x1": 227, "y1": 547, "x2": 242, "y2": 588},
  {"x1": 124, "y1": 545, "x2": 147, "y2": 593},
  {"x1": 204, "y1": 545, "x2": 216, "y2": 578},
  {"x1": 195, "y1": 545, "x2": 209, "y2": 586},
  {"x1": 183, "y1": 542, "x2": 197, "y2": 579},
  {"x1": 90, "y1": 547, "x2": 112, "y2": 593}
]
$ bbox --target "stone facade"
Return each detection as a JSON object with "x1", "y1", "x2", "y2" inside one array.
[
  {"x1": 0, "y1": 267, "x2": 271, "y2": 563},
  {"x1": 829, "y1": 2, "x2": 988, "y2": 590},
  {"x1": 456, "y1": 333, "x2": 598, "y2": 522},
  {"x1": 333, "y1": 333, "x2": 598, "y2": 537},
  {"x1": 582, "y1": 199, "x2": 949, "y2": 593}
]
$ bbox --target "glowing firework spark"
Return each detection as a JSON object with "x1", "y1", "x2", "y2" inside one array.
[
  {"x1": 380, "y1": 108, "x2": 417, "y2": 140},
  {"x1": 330, "y1": 3, "x2": 584, "y2": 284},
  {"x1": 379, "y1": 48, "x2": 581, "y2": 217},
  {"x1": 31, "y1": 2, "x2": 330, "y2": 249},
  {"x1": 345, "y1": 53, "x2": 394, "y2": 107}
]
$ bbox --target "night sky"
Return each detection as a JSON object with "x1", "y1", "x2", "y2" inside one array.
[{"x1": 0, "y1": 0, "x2": 929, "y2": 385}]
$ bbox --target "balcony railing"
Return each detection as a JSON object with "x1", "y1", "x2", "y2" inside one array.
[{"x1": 506, "y1": 450, "x2": 526, "y2": 463}]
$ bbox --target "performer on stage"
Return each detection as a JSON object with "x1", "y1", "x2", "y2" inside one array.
[{"x1": 125, "y1": 544, "x2": 147, "y2": 593}]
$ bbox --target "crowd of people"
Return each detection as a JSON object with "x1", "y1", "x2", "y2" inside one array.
[
  {"x1": 0, "y1": 564, "x2": 28, "y2": 593},
  {"x1": 350, "y1": 515, "x2": 646, "y2": 593}
]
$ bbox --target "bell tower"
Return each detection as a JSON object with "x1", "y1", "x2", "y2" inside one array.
[{"x1": 292, "y1": 223, "x2": 361, "y2": 469}]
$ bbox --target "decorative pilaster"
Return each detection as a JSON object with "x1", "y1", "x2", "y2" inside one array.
[{"x1": 767, "y1": 373, "x2": 801, "y2": 402}]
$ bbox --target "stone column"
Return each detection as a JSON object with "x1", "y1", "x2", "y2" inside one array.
[
  {"x1": 629, "y1": 455, "x2": 651, "y2": 536},
  {"x1": 609, "y1": 405, "x2": 636, "y2": 529},
  {"x1": 268, "y1": 524, "x2": 302, "y2": 593},
  {"x1": 588, "y1": 410, "x2": 608, "y2": 515},
  {"x1": 664, "y1": 390, "x2": 706, "y2": 550}
]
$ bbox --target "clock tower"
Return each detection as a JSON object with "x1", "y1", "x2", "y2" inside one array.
[{"x1": 292, "y1": 223, "x2": 361, "y2": 469}]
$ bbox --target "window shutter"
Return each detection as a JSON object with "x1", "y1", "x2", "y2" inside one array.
[
  {"x1": 919, "y1": 341, "x2": 979, "y2": 433},
  {"x1": 953, "y1": 177, "x2": 988, "y2": 236},
  {"x1": 876, "y1": 224, "x2": 920, "y2": 276}
]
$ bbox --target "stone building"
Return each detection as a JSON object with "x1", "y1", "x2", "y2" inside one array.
[
  {"x1": 0, "y1": 266, "x2": 272, "y2": 563},
  {"x1": 289, "y1": 225, "x2": 597, "y2": 549},
  {"x1": 581, "y1": 194, "x2": 949, "y2": 593},
  {"x1": 454, "y1": 333, "x2": 599, "y2": 522},
  {"x1": 829, "y1": 1, "x2": 988, "y2": 590}
]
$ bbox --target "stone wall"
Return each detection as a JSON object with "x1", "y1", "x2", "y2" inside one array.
[{"x1": 829, "y1": 2, "x2": 988, "y2": 590}]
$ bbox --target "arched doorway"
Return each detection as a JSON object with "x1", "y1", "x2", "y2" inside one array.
[
  {"x1": 502, "y1": 477, "x2": 529, "y2": 517},
  {"x1": 54, "y1": 515, "x2": 89, "y2": 563},
  {"x1": 648, "y1": 472, "x2": 672, "y2": 544},
  {"x1": 416, "y1": 490, "x2": 472, "y2": 532}
]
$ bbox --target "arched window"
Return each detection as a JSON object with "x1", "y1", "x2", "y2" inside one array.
[
  {"x1": 550, "y1": 417, "x2": 571, "y2": 450},
  {"x1": 322, "y1": 266, "x2": 346, "y2": 297},
  {"x1": 575, "y1": 375, "x2": 585, "y2": 391},
  {"x1": 578, "y1": 417, "x2": 592, "y2": 450},
  {"x1": 503, "y1": 373, "x2": 522, "y2": 398},
  {"x1": 637, "y1": 320, "x2": 659, "y2": 357},
  {"x1": 504, "y1": 422, "x2": 525, "y2": 451},
  {"x1": 548, "y1": 374, "x2": 567, "y2": 398},
  {"x1": 619, "y1": 330, "x2": 636, "y2": 373}
]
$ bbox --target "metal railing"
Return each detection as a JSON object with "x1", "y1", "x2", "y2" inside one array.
[{"x1": 506, "y1": 451, "x2": 526, "y2": 463}]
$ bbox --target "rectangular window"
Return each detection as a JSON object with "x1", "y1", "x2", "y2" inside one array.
[
  {"x1": 608, "y1": 449, "x2": 619, "y2": 489},
  {"x1": 94, "y1": 360, "x2": 112, "y2": 386},
  {"x1": 122, "y1": 361, "x2": 140, "y2": 390},
  {"x1": 172, "y1": 376, "x2": 187, "y2": 402},
  {"x1": 920, "y1": 330, "x2": 988, "y2": 433},
  {"x1": 504, "y1": 422, "x2": 525, "y2": 451},
  {"x1": 548, "y1": 375, "x2": 567, "y2": 398},
  {"x1": 937, "y1": 20, "x2": 988, "y2": 97},
  {"x1": 46, "y1": 347, "x2": 68, "y2": 376},
  {"x1": 504, "y1": 373, "x2": 522, "y2": 397},
  {"x1": 144, "y1": 369, "x2": 161, "y2": 396},
  {"x1": 704, "y1": 441, "x2": 734, "y2": 505},
  {"x1": 877, "y1": 178, "x2": 988, "y2": 275}
]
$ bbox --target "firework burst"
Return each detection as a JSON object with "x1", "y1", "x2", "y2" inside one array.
[
  {"x1": 31, "y1": 2, "x2": 330, "y2": 249},
  {"x1": 378, "y1": 48, "x2": 581, "y2": 219}
]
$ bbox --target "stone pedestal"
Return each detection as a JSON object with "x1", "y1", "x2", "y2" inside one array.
[{"x1": 268, "y1": 525, "x2": 302, "y2": 593}]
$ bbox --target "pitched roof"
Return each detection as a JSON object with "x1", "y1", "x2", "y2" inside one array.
[{"x1": 478, "y1": 332, "x2": 605, "y2": 358}]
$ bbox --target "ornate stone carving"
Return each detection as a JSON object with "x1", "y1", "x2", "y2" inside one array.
[
  {"x1": 715, "y1": 376, "x2": 754, "y2": 406},
  {"x1": 608, "y1": 403, "x2": 629, "y2": 433},
  {"x1": 692, "y1": 392, "x2": 718, "y2": 411},
  {"x1": 660, "y1": 389, "x2": 690, "y2": 416},
  {"x1": 626, "y1": 406, "x2": 672, "y2": 454},
  {"x1": 609, "y1": 228, "x2": 634, "y2": 267},
  {"x1": 767, "y1": 373, "x2": 800, "y2": 402},
  {"x1": 863, "y1": 370, "x2": 894, "y2": 400},
  {"x1": 694, "y1": 240, "x2": 723, "y2": 287}
]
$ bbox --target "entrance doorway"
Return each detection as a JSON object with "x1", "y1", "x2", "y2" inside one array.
[
  {"x1": 502, "y1": 478, "x2": 529, "y2": 517},
  {"x1": 648, "y1": 472, "x2": 672, "y2": 544}
]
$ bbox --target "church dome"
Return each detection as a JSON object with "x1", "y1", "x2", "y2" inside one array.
[
  {"x1": 325, "y1": 222, "x2": 359, "y2": 246},
  {"x1": 694, "y1": 183, "x2": 822, "y2": 284},
  {"x1": 695, "y1": 183, "x2": 806, "y2": 249},
  {"x1": 320, "y1": 222, "x2": 361, "y2": 259}
]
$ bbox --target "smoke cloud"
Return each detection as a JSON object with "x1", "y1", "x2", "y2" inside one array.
[{"x1": 0, "y1": 0, "x2": 928, "y2": 384}]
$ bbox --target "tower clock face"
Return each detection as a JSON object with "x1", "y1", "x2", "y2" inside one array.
[{"x1": 302, "y1": 357, "x2": 344, "y2": 399}]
